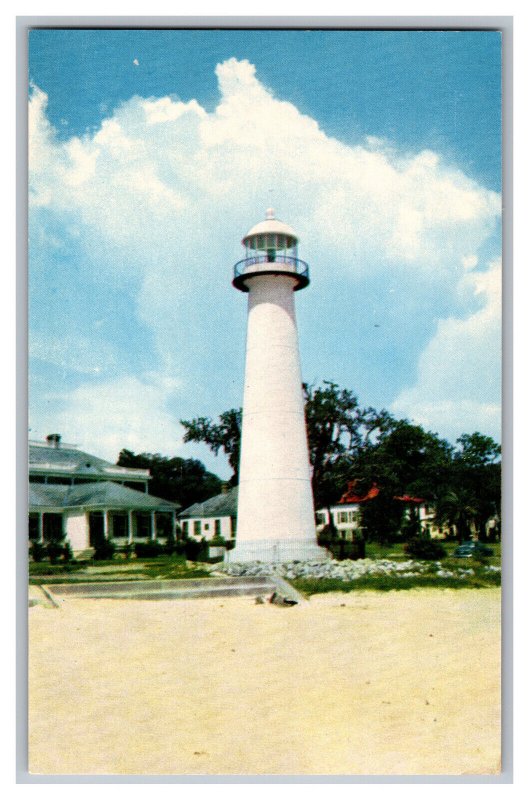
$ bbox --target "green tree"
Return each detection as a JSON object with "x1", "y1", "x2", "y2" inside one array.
[
  {"x1": 452, "y1": 433, "x2": 501, "y2": 538},
  {"x1": 180, "y1": 409, "x2": 242, "y2": 485},
  {"x1": 178, "y1": 384, "x2": 501, "y2": 545},
  {"x1": 303, "y1": 381, "x2": 394, "y2": 532},
  {"x1": 116, "y1": 450, "x2": 223, "y2": 509},
  {"x1": 436, "y1": 488, "x2": 479, "y2": 542},
  {"x1": 455, "y1": 433, "x2": 501, "y2": 467},
  {"x1": 354, "y1": 419, "x2": 454, "y2": 542}
]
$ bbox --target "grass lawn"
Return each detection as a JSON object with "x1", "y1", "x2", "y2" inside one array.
[
  {"x1": 28, "y1": 555, "x2": 211, "y2": 584},
  {"x1": 365, "y1": 540, "x2": 501, "y2": 561},
  {"x1": 29, "y1": 542, "x2": 501, "y2": 591},
  {"x1": 292, "y1": 566, "x2": 501, "y2": 596}
]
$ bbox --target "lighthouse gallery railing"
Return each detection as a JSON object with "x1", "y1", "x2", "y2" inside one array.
[{"x1": 233, "y1": 254, "x2": 309, "y2": 282}]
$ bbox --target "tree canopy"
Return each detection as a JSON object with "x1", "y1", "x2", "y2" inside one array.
[
  {"x1": 179, "y1": 381, "x2": 501, "y2": 542},
  {"x1": 116, "y1": 450, "x2": 223, "y2": 510},
  {"x1": 180, "y1": 409, "x2": 242, "y2": 485}
]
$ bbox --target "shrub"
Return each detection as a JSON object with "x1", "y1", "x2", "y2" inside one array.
[
  {"x1": 163, "y1": 530, "x2": 177, "y2": 556},
  {"x1": 404, "y1": 537, "x2": 446, "y2": 560},
  {"x1": 93, "y1": 538, "x2": 116, "y2": 561},
  {"x1": 175, "y1": 540, "x2": 187, "y2": 556},
  {"x1": 209, "y1": 536, "x2": 226, "y2": 548},
  {"x1": 29, "y1": 540, "x2": 46, "y2": 562},
  {"x1": 134, "y1": 540, "x2": 163, "y2": 558},
  {"x1": 184, "y1": 538, "x2": 209, "y2": 561},
  {"x1": 46, "y1": 541, "x2": 65, "y2": 564},
  {"x1": 62, "y1": 541, "x2": 74, "y2": 562},
  {"x1": 317, "y1": 524, "x2": 337, "y2": 545}
]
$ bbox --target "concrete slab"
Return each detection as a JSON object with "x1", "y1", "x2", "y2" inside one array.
[{"x1": 40, "y1": 575, "x2": 306, "y2": 604}]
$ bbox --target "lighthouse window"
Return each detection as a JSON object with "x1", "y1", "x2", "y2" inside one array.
[{"x1": 257, "y1": 235, "x2": 265, "y2": 249}]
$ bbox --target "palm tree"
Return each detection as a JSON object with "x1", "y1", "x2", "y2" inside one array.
[{"x1": 436, "y1": 489, "x2": 479, "y2": 542}]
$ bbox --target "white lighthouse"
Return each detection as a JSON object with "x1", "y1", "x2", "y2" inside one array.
[{"x1": 230, "y1": 209, "x2": 328, "y2": 563}]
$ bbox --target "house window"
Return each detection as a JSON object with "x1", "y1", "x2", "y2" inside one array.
[
  {"x1": 204, "y1": 523, "x2": 209, "y2": 531},
  {"x1": 193, "y1": 520, "x2": 201, "y2": 537},
  {"x1": 182, "y1": 520, "x2": 188, "y2": 536},
  {"x1": 111, "y1": 513, "x2": 128, "y2": 538},
  {"x1": 42, "y1": 513, "x2": 64, "y2": 542},
  {"x1": 136, "y1": 513, "x2": 151, "y2": 538},
  {"x1": 215, "y1": 519, "x2": 221, "y2": 536},
  {"x1": 315, "y1": 512, "x2": 326, "y2": 526},
  {"x1": 156, "y1": 513, "x2": 172, "y2": 538}
]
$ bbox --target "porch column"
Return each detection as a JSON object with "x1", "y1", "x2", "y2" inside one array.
[
  {"x1": 103, "y1": 510, "x2": 110, "y2": 540},
  {"x1": 128, "y1": 510, "x2": 134, "y2": 543},
  {"x1": 150, "y1": 511, "x2": 156, "y2": 540},
  {"x1": 38, "y1": 513, "x2": 44, "y2": 543}
]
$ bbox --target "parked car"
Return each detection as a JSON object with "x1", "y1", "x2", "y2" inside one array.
[{"x1": 453, "y1": 541, "x2": 494, "y2": 558}]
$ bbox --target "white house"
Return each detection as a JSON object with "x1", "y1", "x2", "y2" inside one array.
[
  {"x1": 29, "y1": 434, "x2": 180, "y2": 554},
  {"x1": 315, "y1": 482, "x2": 454, "y2": 541},
  {"x1": 178, "y1": 485, "x2": 238, "y2": 544}
]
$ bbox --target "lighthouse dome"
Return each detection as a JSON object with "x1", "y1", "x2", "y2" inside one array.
[{"x1": 242, "y1": 208, "x2": 298, "y2": 246}]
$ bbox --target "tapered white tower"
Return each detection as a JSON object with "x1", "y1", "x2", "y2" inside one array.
[{"x1": 230, "y1": 210, "x2": 328, "y2": 563}]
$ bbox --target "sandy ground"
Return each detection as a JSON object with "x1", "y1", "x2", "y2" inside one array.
[{"x1": 28, "y1": 588, "x2": 501, "y2": 776}]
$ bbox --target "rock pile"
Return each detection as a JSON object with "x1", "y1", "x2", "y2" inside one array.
[
  {"x1": 218, "y1": 558, "x2": 428, "y2": 581},
  {"x1": 216, "y1": 558, "x2": 498, "y2": 582}
]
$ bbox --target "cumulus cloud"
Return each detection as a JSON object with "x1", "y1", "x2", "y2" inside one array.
[
  {"x1": 28, "y1": 58, "x2": 502, "y2": 451},
  {"x1": 30, "y1": 374, "x2": 183, "y2": 462},
  {"x1": 391, "y1": 258, "x2": 502, "y2": 442},
  {"x1": 28, "y1": 58, "x2": 500, "y2": 273}
]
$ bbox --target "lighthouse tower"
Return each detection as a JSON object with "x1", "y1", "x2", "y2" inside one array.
[{"x1": 230, "y1": 209, "x2": 328, "y2": 563}]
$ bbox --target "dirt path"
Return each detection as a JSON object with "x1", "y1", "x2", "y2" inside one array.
[{"x1": 28, "y1": 588, "x2": 501, "y2": 775}]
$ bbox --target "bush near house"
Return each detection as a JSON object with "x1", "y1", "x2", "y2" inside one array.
[
  {"x1": 184, "y1": 537, "x2": 209, "y2": 561},
  {"x1": 134, "y1": 540, "x2": 164, "y2": 558},
  {"x1": 404, "y1": 537, "x2": 446, "y2": 560},
  {"x1": 92, "y1": 536, "x2": 116, "y2": 561},
  {"x1": 317, "y1": 526, "x2": 366, "y2": 560},
  {"x1": 29, "y1": 540, "x2": 47, "y2": 562}
]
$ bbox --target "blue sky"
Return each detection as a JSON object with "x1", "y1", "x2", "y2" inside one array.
[{"x1": 28, "y1": 29, "x2": 502, "y2": 477}]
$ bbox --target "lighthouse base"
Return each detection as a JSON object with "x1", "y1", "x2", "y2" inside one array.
[{"x1": 225, "y1": 538, "x2": 329, "y2": 564}]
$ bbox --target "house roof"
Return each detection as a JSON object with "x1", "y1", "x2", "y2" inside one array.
[
  {"x1": 29, "y1": 442, "x2": 150, "y2": 481},
  {"x1": 338, "y1": 481, "x2": 380, "y2": 504},
  {"x1": 179, "y1": 486, "x2": 238, "y2": 519},
  {"x1": 29, "y1": 481, "x2": 179, "y2": 512},
  {"x1": 29, "y1": 443, "x2": 111, "y2": 469}
]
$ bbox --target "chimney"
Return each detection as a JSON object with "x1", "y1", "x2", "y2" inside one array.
[
  {"x1": 221, "y1": 482, "x2": 230, "y2": 495},
  {"x1": 46, "y1": 433, "x2": 61, "y2": 449}
]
